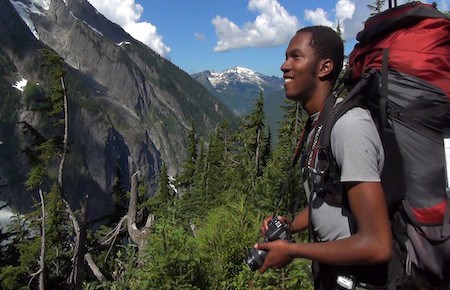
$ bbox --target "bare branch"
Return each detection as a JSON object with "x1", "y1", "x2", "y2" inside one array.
[
  {"x1": 29, "y1": 190, "x2": 46, "y2": 290},
  {"x1": 84, "y1": 253, "x2": 106, "y2": 282},
  {"x1": 69, "y1": 193, "x2": 88, "y2": 287},
  {"x1": 101, "y1": 215, "x2": 128, "y2": 246},
  {"x1": 38, "y1": 190, "x2": 45, "y2": 290},
  {"x1": 101, "y1": 215, "x2": 128, "y2": 262},
  {"x1": 58, "y1": 76, "x2": 69, "y2": 188}
]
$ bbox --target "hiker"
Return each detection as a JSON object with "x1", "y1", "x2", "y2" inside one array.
[{"x1": 255, "y1": 26, "x2": 393, "y2": 289}]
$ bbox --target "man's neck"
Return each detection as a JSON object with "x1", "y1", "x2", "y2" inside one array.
[{"x1": 305, "y1": 89, "x2": 333, "y2": 116}]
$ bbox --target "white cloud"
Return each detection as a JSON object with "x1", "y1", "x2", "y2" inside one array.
[
  {"x1": 212, "y1": 0, "x2": 298, "y2": 52},
  {"x1": 87, "y1": 0, "x2": 170, "y2": 56},
  {"x1": 335, "y1": 0, "x2": 355, "y2": 23},
  {"x1": 304, "y1": 0, "x2": 355, "y2": 38},
  {"x1": 304, "y1": 8, "x2": 334, "y2": 27}
]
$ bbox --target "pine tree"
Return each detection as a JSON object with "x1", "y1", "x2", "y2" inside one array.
[
  {"x1": 157, "y1": 162, "x2": 173, "y2": 205},
  {"x1": 203, "y1": 132, "x2": 225, "y2": 200},
  {"x1": 238, "y1": 91, "x2": 269, "y2": 181},
  {"x1": 367, "y1": 0, "x2": 386, "y2": 14},
  {"x1": 176, "y1": 123, "x2": 198, "y2": 189},
  {"x1": 259, "y1": 98, "x2": 307, "y2": 215},
  {"x1": 5, "y1": 49, "x2": 105, "y2": 289}
]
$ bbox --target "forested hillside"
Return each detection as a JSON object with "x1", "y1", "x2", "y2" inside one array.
[{"x1": 0, "y1": 85, "x2": 314, "y2": 289}]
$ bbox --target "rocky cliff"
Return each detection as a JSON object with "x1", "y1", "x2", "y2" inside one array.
[{"x1": 0, "y1": 0, "x2": 236, "y2": 219}]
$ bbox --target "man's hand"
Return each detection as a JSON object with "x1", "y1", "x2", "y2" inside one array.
[
  {"x1": 260, "y1": 216, "x2": 291, "y2": 238},
  {"x1": 254, "y1": 240, "x2": 294, "y2": 273}
]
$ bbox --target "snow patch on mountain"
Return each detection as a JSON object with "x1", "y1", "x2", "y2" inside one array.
[
  {"x1": 11, "y1": 0, "x2": 102, "y2": 40},
  {"x1": 12, "y1": 78, "x2": 28, "y2": 91},
  {"x1": 208, "y1": 66, "x2": 265, "y2": 88},
  {"x1": 9, "y1": 0, "x2": 46, "y2": 39}
]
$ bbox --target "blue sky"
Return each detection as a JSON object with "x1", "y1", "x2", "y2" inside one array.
[{"x1": 87, "y1": 0, "x2": 449, "y2": 77}]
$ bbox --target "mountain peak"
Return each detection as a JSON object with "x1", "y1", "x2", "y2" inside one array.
[
  {"x1": 228, "y1": 66, "x2": 256, "y2": 75},
  {"x1": 207, "y1": 66, "x2": 264, "y2": 88}
]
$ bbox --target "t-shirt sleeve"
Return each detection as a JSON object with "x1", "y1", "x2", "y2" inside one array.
[{"x1": 330, "y1": 107, "x2": 385, "y2": 183}]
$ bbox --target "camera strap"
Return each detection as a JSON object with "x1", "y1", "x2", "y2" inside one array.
[{"x1": 273, "y1": 92, "x2": 338, "y2": 218}]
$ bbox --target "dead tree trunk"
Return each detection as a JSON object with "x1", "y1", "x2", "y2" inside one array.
[
  {"x1": 29, "y1": 189, "x2": 46, "y2": 290},
  {"x1": 69, "y1": 193, "x2": 88, "y2": 288},
  {"x1": 38, "y1": 190, "x2": 45, "y2": 290},
  {"x1": 56, "y1": 75, "x2": 106, "y2": 284},
  {"x1": 127, "y1": 172, "x2": 154, "y2": 264},
  {"x1": 102, "y1": 172, "x2": 154, "y2": 266}
]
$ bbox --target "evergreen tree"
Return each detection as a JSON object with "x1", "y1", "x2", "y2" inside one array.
[
  {"x1": 176, "y1": 123, "x2": 198, "y2": 189},
  {"x1": 367, "y1": 0, "x2": 386, "y2": 14},
  {"x1": 142, "y1": 162, "x2": 174, "y2": 219},
  {"x1": 258, "y1": 99, "x2": 307, "y2": 215},
  {"x1": 238, "y1": 91, "x2": 270, "y2": 185},
  {"x1": 20, "y1": 49, "x2": 66, "y2": 191},
  {"x1": 157, "y1": 162, "x2": 173, "y2": 204},
  {"x1": 2, "y1": 49, "x2": 105, "y2": 289},
  {"x1": 192, "y1": 141, "x2": 207, "y2": 195},
  {"x1": 203, "y1": 132, "x2": 226, "y2": 200}
]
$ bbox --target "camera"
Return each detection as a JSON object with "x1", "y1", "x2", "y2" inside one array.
[{"x1": 244, "y1": 217, "x2": 294, "y2": 271}]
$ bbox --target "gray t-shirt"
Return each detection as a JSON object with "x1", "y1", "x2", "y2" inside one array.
[{"x1": 308, "y1": 107, "x2": 385, "y2": 242}]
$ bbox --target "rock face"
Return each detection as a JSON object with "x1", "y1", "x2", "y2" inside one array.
[{"x1": 0, "y1": 0, "x2": 236, "y2": 219}]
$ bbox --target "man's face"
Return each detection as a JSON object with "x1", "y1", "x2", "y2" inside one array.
[{"x1": 281, "y1": 31, "x2": 318, "y2": 102}]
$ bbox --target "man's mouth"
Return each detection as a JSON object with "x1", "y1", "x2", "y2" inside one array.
[{"x1": 284, "y1": 78, "x2": 293, "y2": 84}]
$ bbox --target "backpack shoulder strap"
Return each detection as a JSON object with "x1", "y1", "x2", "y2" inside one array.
[{"x1": 319, "y1": 70, "x2": 376, "y2": 148}]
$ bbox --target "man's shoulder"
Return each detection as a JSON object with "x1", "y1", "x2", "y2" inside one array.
[
  {"x1": 337, "y1": 106, "x2": 372, "y2": 122},
  {"x1": 331, "y1": 107, "x2": 375, "y2": 135}
]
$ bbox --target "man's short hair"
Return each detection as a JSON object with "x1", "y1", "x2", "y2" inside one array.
[{"x1": 297, "y1": 26, "x2": 344, "y2": 82}]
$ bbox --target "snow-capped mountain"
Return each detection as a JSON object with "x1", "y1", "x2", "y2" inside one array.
[
  {"x1": 192, "y1": 67, "x2": 287, "y2": 137},
  {"x1": 192, "y1": 66, "x2": 284, "y2": 116},
  {"x1": 207, "y1": 66, "x2": 279, "y2": 88}
]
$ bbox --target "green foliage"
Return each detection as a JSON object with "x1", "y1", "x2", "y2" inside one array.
[
  {"x1": 230, "y1": 258, "x2": 313, "y2": 290},
  {"x1": 20, "y1": 49, "x2": 67, "y2": 191},
  {"x1": 0, "y1": 212, "x2": 39, "y2": 290},
  {"x1": 157, "y1": 163, "x2": 173, "y2": 204},
  {"x1": 237, "y1": 91, "x2": 270, "y2": 178},
  {"x1": 131, "y1": 217, "x2": 208, "y2": 290},
  {"x1": 195, "y1": 199, "x2": 260, "y2": 289},
  {"x1": 4, "y1": 50, "x2": 313, "y2": 288},
  {"x1": 0, "y1": 48, "x2": 75, "y2": 289},
  {"x1": 142, "y1": 162, "x2": 175, "y2": 219},
  {"x1": 176, "y1": 123, "x2": 198, "y2": 189},
  {"x1": 0, "y1": 185, "x2": 73, "y2": 289}
]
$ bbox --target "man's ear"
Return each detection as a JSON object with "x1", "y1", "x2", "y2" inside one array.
[{"x1": 317, "y1": 59, "x2": 334, "y2": 79}]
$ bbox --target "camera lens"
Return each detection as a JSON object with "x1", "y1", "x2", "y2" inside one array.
[{"x1": 245, "y1": 248, "x2": 267, "y2": 271}]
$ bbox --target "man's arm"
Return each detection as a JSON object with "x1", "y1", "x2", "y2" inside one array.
[
  {"x1": 256, "y1": 181, "x2": 392, "y2": 273},
  {"x1": 291, "y1": 207, "x2": 309, "y2": 233}
]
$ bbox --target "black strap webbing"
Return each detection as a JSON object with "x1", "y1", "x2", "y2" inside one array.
[{"x1": 284, "y1": 93, "x2": 337, "y2": 218}]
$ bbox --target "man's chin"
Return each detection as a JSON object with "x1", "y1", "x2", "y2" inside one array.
[{"x1": 284, "y1": 93, "x2": 295, "y2": 100}]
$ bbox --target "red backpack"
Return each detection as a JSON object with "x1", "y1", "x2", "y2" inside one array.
[{"x1": 312, "y1": 1, "x2": 450, "y2": 286}]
